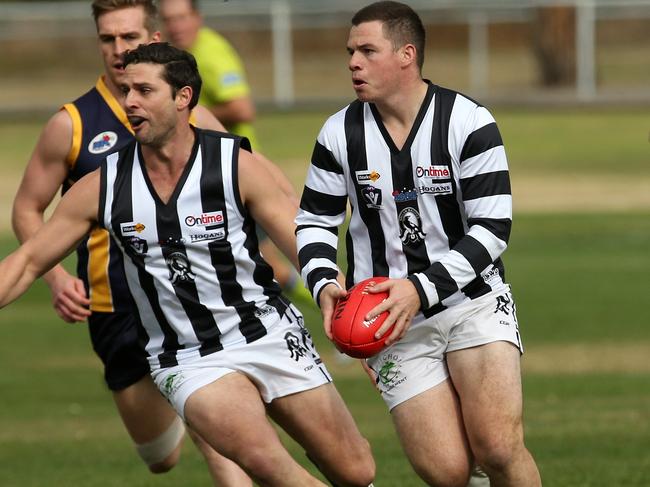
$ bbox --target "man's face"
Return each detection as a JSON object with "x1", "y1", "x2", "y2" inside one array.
[
  {"x1": 347, "y1": 21, "x2": 402, "y2": 103},
  {"x1": 96, "y1": 6, "x2": 160, "y2": 87},
  {"x1": 160, "y1": 0, "x2": 201, "y2": 50},
  {"x1": 121, "y1": 62, "x2": 179, "y2": 147}
]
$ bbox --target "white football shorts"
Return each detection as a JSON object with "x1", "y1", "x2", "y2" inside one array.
[
  {"x1": 151, "y1": 304, "x2": 332, "y2": 420},
  {"x1": 366, "y1": 286, "x2": 523, "y2": 411}
]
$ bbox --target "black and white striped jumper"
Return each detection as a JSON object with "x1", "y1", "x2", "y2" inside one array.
[
  {"x1": 296, "y1": 82, "x2": 512, "y2": 318},
  {"x1": 99, "y1": 128, "x2": 287, "y2": 370}
]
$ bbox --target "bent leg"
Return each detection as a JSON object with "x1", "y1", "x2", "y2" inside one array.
[
  {"x1": 184, "y1": 372, "x2": 327, "y2": 487},
  {"x1": 391, "y1": 379, "x2": 473, "y2": 487},
  {"x1": 447, "y1": 342, "x2": 541, "y2": 487},
  {"x1": 267, "y1": 383, "x2": 375, "y2": 487},
  {"x1": 112, "y1": 375, "x2": 183, "y2": 473}
]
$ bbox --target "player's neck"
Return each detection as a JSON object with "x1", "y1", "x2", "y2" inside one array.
[
  {"x1": 101, "y1": 74, "x2": 123, "y2": 102},
  {"x1": 374, "y1": 79, "x2": 428, "y2": 150}
]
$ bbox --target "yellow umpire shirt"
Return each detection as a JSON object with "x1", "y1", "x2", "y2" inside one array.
[{"x1": 190, "y1": 27, "x2": 259, "y2": 149}]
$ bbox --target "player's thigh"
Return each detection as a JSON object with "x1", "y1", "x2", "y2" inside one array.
[
  {"x1": 266, "y1": 383, "x2": 371, "y2": 462},
  {"x1": 391, "y1": 379, "x2": 472, "y2": 479},
  {"x1": 184, "y1": 372, "x2": 286, "y2": 457},
  {"x1": 447, "y1": 341, "x2": 524, "y2": 449},
  {"x1": 112, "y1": 374, "x2": 179, "y2": 444}
]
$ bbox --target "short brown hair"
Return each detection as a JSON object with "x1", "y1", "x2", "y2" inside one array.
[
  {"x1": 91, "y1": 0, "x2": 158, "y2": 34},
  {"x1": 352, "y1": 1, "x2": 425, "y2": 71}
]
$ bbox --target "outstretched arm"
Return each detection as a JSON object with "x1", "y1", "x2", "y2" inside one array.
[
  {"x1": 12, "y1": 109, "x2": 91, "y2": 321},
  {"x1": 1, "y1": 170, "x2": 100, "y2": 308}
]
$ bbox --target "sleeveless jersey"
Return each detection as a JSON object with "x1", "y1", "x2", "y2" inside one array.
[
  {"x1": 62, "y1": 77, "x2": 135, "y2": 312},
  {"x1": 297, "y1": 82, "x2": 512, "y2": 317},
  {"x1": 99, "y1": 128, "x2": 284, "y2": 370}
]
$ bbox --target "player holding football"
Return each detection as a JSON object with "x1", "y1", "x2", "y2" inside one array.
[{"x1": 296, "y1": 2, "x2": 541, "y2": 486}]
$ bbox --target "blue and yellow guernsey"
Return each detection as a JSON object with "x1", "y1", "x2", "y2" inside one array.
[{"x1": 62, "y1": 76, "x2": 135, "y2": 312}]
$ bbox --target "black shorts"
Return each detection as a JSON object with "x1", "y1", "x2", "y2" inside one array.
[{"x1": 88, "y1": 311, "x2": 150, "y2": 391}]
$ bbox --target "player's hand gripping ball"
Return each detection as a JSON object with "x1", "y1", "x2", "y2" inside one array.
[{"x1": 331, "y1": 277, "x2": 392, "y2": 358}]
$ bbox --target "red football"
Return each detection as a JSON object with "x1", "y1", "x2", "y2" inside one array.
[{"x1": 331, "y1": 277, "x2": 391, "y2": 358}]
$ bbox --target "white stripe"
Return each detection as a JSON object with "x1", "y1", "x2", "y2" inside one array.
[
  {"x1": 460, "y1": 146, "x2": 508, "y2": 177},
  {"x1": 464, "y1": 194, "x2": 512, "y2": 220},
  {"x1": 295, "y1": 208, "x2": 346, "y2": 230},
  {"x1": 305, "y1": 165, "x2": 347, "y2": 196},
  {"x1": 313, "y1": 278, "x2": 342, "y2": 304},
  {"x1": 301, "y1": 257, "x2": 339, "y2": 284},
  {"x1": 296, "y1": 226, "x2": 338, "y2": 253},
  {"x1": 439, "y1": 249, "x2": 475, "y2": 286},
  {"x1": 413, "y1": 273, "x2": 439, "y2": 309}
]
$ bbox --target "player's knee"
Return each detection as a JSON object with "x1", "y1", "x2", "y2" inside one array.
[
  {"x1": 343, "y1": 438, "x2": 376, "y2": 486},
  {"x1": 411, "y1": 456, "x2": 470, "y2": 487},
  {"x1": 135, "y1": 416, "x2": 185, "y2": 474},
  {"x1": 472, "y1": 431, "x2": 522, "y2": 474}
]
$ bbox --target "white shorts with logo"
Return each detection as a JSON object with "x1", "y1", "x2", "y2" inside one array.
[
  {"x1": 151, "y1": 304, "x2": 332, "y2": 420},
  {"x1": 366, "y1": 286, "x2": 523, "y2": 411}
]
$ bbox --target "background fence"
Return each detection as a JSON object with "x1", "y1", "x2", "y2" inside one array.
[{"x1": 1, "y1": 0, "x2": 649, "y2": 114}]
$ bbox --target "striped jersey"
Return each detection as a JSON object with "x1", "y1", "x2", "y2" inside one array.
[
  {"x1": 99, "y1": 128, "x2": 285, "y2": 369},
  {"x1": 62, "y1": 76, "x2": 136, "y2": 312},
  {"x1": 296, "y1": 82, "x2": 512, "y2": 317}
]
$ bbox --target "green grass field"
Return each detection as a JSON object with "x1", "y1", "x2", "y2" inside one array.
[{"x1": 0, "y1": 109, "x2": 649, "y2": 486}]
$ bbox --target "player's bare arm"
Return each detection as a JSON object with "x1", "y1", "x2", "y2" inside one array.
[
  {"x1": 191, "y1": 104, "x2": 226, "y2": 131},
  {"x1": 210, "y1": 96, "x2": 255, "y2": 125},
  {"x1": 11, "y1": 109, "x2": 91, "y2": 321},
  {"x1": 238, "y1": 148, "x2": 298, "y2": 269},
  {"x1": 1, "y1": 170, "x2": 100, "y2": 308}
]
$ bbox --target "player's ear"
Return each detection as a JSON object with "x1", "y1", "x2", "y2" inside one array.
[
  {"x1": 175, "y1": 86, "x2": 193, "y2": 111},
  {"x1": 151, "y1": 31, "x2": 162, "y2": 42},
  {"x1": 400, "y1": 43, "x2": 417, "y2": 68}
]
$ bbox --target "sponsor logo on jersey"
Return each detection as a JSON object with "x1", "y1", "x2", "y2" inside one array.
[
  {"x1": 254, "y1": 304, "x2": 276, "y2": 319},
  {"x1": 184, "y1": 211, "x2": 224, "y2": 227},
  {"x1": 166, "y1": 252, "x2": 196, "y2": 284},
  {"x1": 88, "y1": 131, "x2": 118, "y2": 154},
  {"x1": 416, "y1": 165, "x2": 450, "y2": 180},
  {"x1": 398, "y1": 207, "x2": 426, "y2": 245},
  {"x1": 187, "y1": 229, "x2": 226, "y2": 243},
  {"x1": 418, "y1": 182, "x2": 453, "y2": 196},
  {"x1": 392, "y1": 188, "x2": 418, "y2": 202},
  {"x1": 355, "y1": 170, "x2": 381, "y2": 184},
  {"x1": 120, "y1": 222, "x2": 146, "y2": 236},
  {"x1": 361, "y1": 185, "x2": 383, "y2": 209}
]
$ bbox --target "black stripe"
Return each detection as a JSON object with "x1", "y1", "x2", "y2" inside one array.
[
  {"x1": 431, "y1": 87, "x2": 465, "y2": 249},
  {"x1": 461, "y1": 171, "x2": 511, "y2": 200},
  {"x1": 200, "y1": 130, "x2": 267, "y2": 344},
  {"x1": 300, "y1": 186, "x2": 347, "y2": 216},
  {"x1": 110, "y1": 143, "x2": 179, "y2": 367},
  {"x1": 461, "y1": 276, "x2": 492, "y2": 300},
  {"x1": 453, "y1": 235, "x2": 493, "y2": 276},
  {"x1": 344, "y1": 100, "x2": 388, "y2": 281},
  {"x1": 154, "y1": 135, "x2": 224, "y2": 357},
  {"x1": 460, "y1": 122, "x2": 503, "y2": 163},
  {"x1": 311, "y1": 141, "x2": 343, "y2": 174},
  {"x1": 298, "y1": 241, "x2": 337, "y2": 273},
  {"x1": 467, "y1": 217, "x2": 512, "y2": 243},
  {"x1": 422, "y1": 262, "x2": 458, "y2": 301}
]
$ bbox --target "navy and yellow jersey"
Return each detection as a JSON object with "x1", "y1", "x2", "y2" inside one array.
[{"x1": 62, "y1": 76, "x2": 135, "y2": 312}]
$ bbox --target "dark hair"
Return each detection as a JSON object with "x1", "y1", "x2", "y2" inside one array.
[
  {"x1": 91, "y1": 0, "x2": 158, "y2": 33},
  {"x1": 352, "y1": 1, "x2": 425, "y2": 71},
  {"x1": 122, "y1": 42, "x2": 202, "y2": 110}
]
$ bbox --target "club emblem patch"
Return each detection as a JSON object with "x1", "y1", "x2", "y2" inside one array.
[
  {"x1": 398, "y1": 207, "x2": 426, "y2": 245},
  {"x1": 361, "y1": 185, "x2": 383, "y2": 209},
  {"x1": 166, "y1": 252, "x2": 195, "y2": 284}
]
